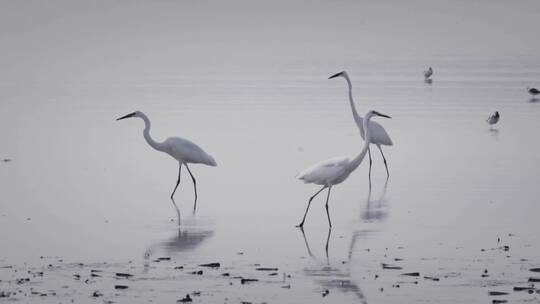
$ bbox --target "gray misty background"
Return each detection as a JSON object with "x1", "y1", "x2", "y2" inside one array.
[
  {"x1": 1, "y1": 1, "x2": 540, "y2": 303},
  {"x1": 1, "y1": 0, "x2": 540, "y2": 85}
]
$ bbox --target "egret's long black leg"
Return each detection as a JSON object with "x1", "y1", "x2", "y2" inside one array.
[
  {"x1": 171, "y1": 163, "x2": 182, "y2": 199},
  {"x1": 297, "y1": 186, "x2": 326, "y2": 228},
  {"x1": 185, "y1": 164, "x2": 198, "y2": 212},
  {"x1": 377, "y1": 145, "x2": 390, "y2": 178},
  {"x1": 368, "y1": 146, "x2": 373, "y2": 186},
  {"x1": 324, "y1": 187, "x2": 333, "y2": 228}
]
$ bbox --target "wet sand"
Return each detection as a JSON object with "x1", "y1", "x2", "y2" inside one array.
[{"x1": 1, "y1": 225, "x2": 539, "y2": 303}]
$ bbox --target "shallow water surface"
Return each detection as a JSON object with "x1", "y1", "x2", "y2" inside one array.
[{"x1": 1, "y1": 57, "x2": 540, "y2": 303}]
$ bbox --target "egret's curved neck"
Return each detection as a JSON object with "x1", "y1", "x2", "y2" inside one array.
[
  {"x1": 343, "y1": 74, "x2": 361, "y2": 123},
  {"x1": 348, "y1": 117, "x2": 372, "y2": 170},
  {"x1": 139, "y1": 113, "x2": 166, "y2": 152}
]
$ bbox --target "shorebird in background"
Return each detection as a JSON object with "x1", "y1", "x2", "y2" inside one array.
[
  {"x1": 296, "y1": 110, "x2": 391, "y2": 228},
  {"x1": 424, "y1": 66, "x2": 433, "y2": 80},
  {"x1": 117, "y1": 111, "x2": 217, "y2": 213},
  {"x1": 528, "y1": 87, "x2": 540, "y2": 98},
  {"x1": 486, "y1": 111, "x2": 500, "y2": 127}
]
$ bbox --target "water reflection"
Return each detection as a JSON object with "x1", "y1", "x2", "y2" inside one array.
[
  {"x1": 299, "y1": 228, "x2": 367, "y2": 303},
  {"x1": 144, "y1": 224, "x2": 214, "y2": 264},
  {"x1": 171, "y1": 199, "x2": 181, "y2": 226},
  {"x1": 299, "y1": 227, "x2": 331, "y2": 263},
  {"x1": 361, "y1": 180, "x2": 390, "y2": 222},
  {"x1": 170, "y1": 197, "x2": 198, "y2": 226},
  {"x1": 488, "y1": 127, "x2": 500, "y2": 140},
  {"x1": 349, "y1": 180, "x2": 390, "y2": 258}
]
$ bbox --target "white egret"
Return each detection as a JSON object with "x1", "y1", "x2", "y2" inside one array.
[
  {"x1": 329, "y1": 71, "x2": 393, "y2": 178},
  {"x1": 423, "y1": 66, "x2": 433, "y2": 80},
  {"x1": 117, "y1": 111, "x2": 217, "y2": 210},
  {"x1": 486, "y1": 111, "x2": 500, "y2": 126},
  {"x1": 296, "y1": 110, "x2": 391, "y2": 228},
  {"x1": 528, "y1": 87, "x2": 540, "y2": 98}
]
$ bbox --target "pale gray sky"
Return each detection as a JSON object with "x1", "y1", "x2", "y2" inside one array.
[{"x1": 1, "y1": 0, "x2": 539, "y2": 84}]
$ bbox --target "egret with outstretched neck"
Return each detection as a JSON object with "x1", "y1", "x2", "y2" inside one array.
[
  {"x1": 296, "y1": 110, "x2": 391, "y2": 228},
  {"x1": 329, "y1": 71, "x2": 393, "y2": 179},
  {"x1": 117, "y1": 111, "x2": 217, "y2": 212}
]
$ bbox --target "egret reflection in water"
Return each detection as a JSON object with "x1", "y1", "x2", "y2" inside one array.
[
  {"x1": 299, "y1": 227, "x2": 332, "y2": 262},
  {"x1": 348, "y1": 180, "x2": 391, "y2": 259},
  {"x1": 299, "y1": 228, "x2": 367, "y2": 303},
  {"x1": 488, "y1": 127, "x2": 500, "y2": 141},
  {"x1": 144, "y1": 225, "x2": 214, "y2": 265},
  {"x1": 361, "y1": 180, "x2": 390, "y2": 222},
  {"x1": 171, "y1": 199, "x2": 181, "y2": 225}
]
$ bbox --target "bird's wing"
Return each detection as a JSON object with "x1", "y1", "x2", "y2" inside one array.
[
  {"x1": 166, "y1": 137, "x2": 217, "y2": 166},
  {"x1": 366, "y1": 120, "x2": 393, "y2": 146},
  {"x1": 297, "y1": 156, "x2": 350, "y2": 185}
]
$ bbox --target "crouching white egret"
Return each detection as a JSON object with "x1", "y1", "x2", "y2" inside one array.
[
  {"x1": 296, "y1": 110, "x2": 391, "y2": 228},
  {"x1": 117, "y1": 111, "x2": 217, "y2": 211},
  {"x1": 329, "y1": 71, "x2": 393, "y2": 178}
]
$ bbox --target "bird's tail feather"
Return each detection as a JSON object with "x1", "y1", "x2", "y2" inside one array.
[{"x1": 205, "y1": 154, "x2": 217, "y2": 167}]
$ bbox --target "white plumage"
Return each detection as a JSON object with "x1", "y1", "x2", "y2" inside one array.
[
  {"x1": 165, "y1": 137, "x2": 217, "y2": 166},
  {"x1": 117, "y1": 110, "x2": 216, "y2": 209},
  {"x1": 329, "y1": 71, "x2": 393, "y2": 177},
  {"x1": 297, "y1": 156, "x2": 351, "y2": 186},
  {"x1": 353, "y1": 114, "x2": 393, "y2": 146},
  {"x1": 296, "y1": 110, "x2": 391, "y2": 228}
]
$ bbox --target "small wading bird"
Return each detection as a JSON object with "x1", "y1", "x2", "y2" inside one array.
[
  {"x1": 486, "y1": 111, "x2": 500, "y2": 127},
  {"x1": 528, "y1": 87, "x2": 540, "y2": 98},
  {"x1": 424, "y1": 66, "x2": 433, "y2": 80},
  {"x1": 296, "y1": 110, "x2": 391, "y2": 228},
  {"x1": 117, "y1": 111, "x2": 217, "y2": 211},
  {"x1": 329, "y1": 71, "x2": 393, "y2": 179}
]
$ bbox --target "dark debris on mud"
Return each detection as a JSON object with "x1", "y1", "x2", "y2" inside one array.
[{"x1": 1, "y1": 238, "x2": 540, "y2": 304}]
